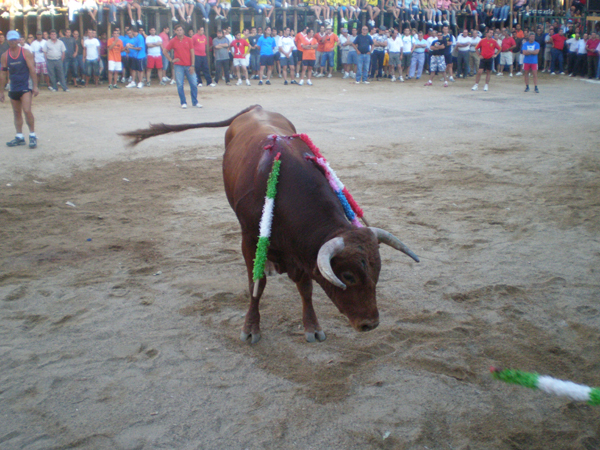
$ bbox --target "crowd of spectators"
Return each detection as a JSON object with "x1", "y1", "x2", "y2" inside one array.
[{"x1": 2, "y1": 15, "x2": 599, "y2": 97}]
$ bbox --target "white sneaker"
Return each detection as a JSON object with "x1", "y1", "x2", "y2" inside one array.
[
  {"x1": 162, "y1": 76, "x2": 170, "y2": 82},
  {"x1": 516, "y1": 72, "x2": 522, "y2": 76},
  {"x1": 120, "y1": 77, "x2": 126, "y2": 83},
  {"x1": 307, "y1": 79, "x2": 313, "y2": 85},
  {"x1": 210, "y1": 82, "x2": 216, "y2": 87},
  {"x1": 181, "y1": 103, "x2": 187, "y2": 109},
  {"x1": 236, "y1": 79, "x2": 242, "y2": 85},
  {"x1": 449, "y1": 76, "x2": 454, "y2": 82},
  {"x1": 296, "y1": 73, "x2": 300, "y2": 78},
  {"x1": 509, "y1": 73, "x2": 513, "y2": 77},
  {"x1": 299, "y1": 79, "x2": 304, "y2": 85},
  {"x1": 137, "y1": 82, "x2": 143, "y2": 89},
  {"x1": 246, "y1": 79, "x2": 251, "y2": 86},
  {"x1": 195, "y1": 103, "x2": 203, "y2": 108},
  {"x1": 483, "y1": 84, "x2": 488, "y2": 91},
  {"x1": 342, "y1": 72, "x2": 349, "y2": 79},
  {"x1": 197, "y1": 83, "x2": 202, "y2": 87},
  {"x1": 327, "y1": 73, "x2": 332, "y2": 78},
  {"x1": 126, "y1": 81, "x2": 136, "y2": 88},
  {"x1": 496, "y1": 72, "x2": 503, "y2": 76},
  {"x1": 472, "y1": 83, "x2": 478, "y2": 91},
  {"x1": 391, "y1": 76, "x2": 396, "y2": 81},
  {"x1": 399, "y1": 76, "x2": 404, "y2": 82},
  {"x1": 278, "y1": 73, "x2": 282, "y2": 78},
  {"x1": 349, "y1": 71, "x2": 355, "y2": 77},
  {"x1": 316, "y1": 73, "x2": 324, "y2": 78},
  {"x1": 170, "y1": 79, "x2": 176, "y2": 85}
]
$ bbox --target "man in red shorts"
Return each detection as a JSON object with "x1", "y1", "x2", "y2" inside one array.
[
  {"x1": 145, "y1": 27, "x2": 165, "y2": 86},
  {"x1": 522, "y1": 32, "x2": 540, "y2": 93},
  {"x1": 472, "y1": 28, "x2": 500, "y2": 92}
]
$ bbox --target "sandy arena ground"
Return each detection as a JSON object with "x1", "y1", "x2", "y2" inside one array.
[{"x1": 1, "y1": 73, "x2": 599, "y2": 450}]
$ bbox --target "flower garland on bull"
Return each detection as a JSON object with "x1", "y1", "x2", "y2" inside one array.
[
  {"x1": 251, "y1": 135, "x2": 369, "y2": 297},
  {"x1": 490, "y1": 367, "x2": 600, "y2": 406}
]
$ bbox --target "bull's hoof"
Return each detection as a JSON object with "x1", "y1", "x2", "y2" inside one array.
[
  {"x1": 240, "y1": 330, "x2": 261, "y2": 344},
  {"x1": 305, "y1": 330, "x2": 326, "y2": 343}
]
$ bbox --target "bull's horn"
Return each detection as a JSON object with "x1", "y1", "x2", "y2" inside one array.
[
  {"x1": 370, "y1": 227, "x2": 420, "y2": 263},
  {"x1": 317, "y1": 237, "x2": 347, "y2": 290}
]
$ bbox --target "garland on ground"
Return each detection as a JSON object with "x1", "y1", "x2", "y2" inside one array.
[
  {"x1": 252, "y1": 152, "x2": 281, "y2": 296},
  {"x1": 291, "y1": 133, "x2": 367, "y2": 228},
  {"x1": 490, "y1": 367, "x2": 600, "y2": 406}
]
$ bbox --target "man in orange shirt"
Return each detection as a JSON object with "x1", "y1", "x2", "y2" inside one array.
[
  {"x1": 107, "y1": 28, "x2": 124, "y2": 90},
  {"x1": 299, "y1": 29, "x2": 318, "y2": 86},
  {"x1": 316, "y1": 25, "x2": 339, "y2": 78},
  {"x1": 314, "y1": 25, "x2": 326, "y2": 74},
  {"x1": 294, "y1": 26, "x2": 308, "y2": 78},
  {"x1": 472, "y1": 28, "x2": 500, "y2": 92}
]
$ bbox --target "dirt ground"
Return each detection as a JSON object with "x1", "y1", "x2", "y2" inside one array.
[{"x1": 1, "y1": 73, "x2": 599, "y2": 450}]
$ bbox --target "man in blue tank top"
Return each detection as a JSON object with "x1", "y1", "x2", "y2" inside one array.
[{"x1": 0, "y1": 31, "x2": 40, "y2": 149}]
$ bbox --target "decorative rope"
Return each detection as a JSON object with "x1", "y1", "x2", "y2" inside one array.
[
  {"x1": 291, "y1": 133, "x2": 366, "y2": 228},
  {"x1": 252, "y1": 152, "x2": 281, "y2": 297},
  {"x1": 490, "y1": 367, "x2": 600, "y2": 406}
]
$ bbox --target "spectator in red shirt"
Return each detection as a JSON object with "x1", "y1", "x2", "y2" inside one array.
[
  {"x1": 498, "y1": 28, "x2": 516, "y2": 76},
  {"x1": 550, "y1": 28, "x2": 567, "y2": 74},
  {"x1": 192, "y1": 26, "x2": 212, "y2": 87},
  {"x1": 585, "y1": 32, "x2": 599, "y2": 79},
  {"x1": 472, "y1": 29, "x2": 501, "y2": 92},
  {"x1": 163, "y1": 24, "x2": 200, "y2": 109}
]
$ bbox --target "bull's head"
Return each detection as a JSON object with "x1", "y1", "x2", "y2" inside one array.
[{"x1": 316, "y1": 227, "x2": 420, "y2": 332}]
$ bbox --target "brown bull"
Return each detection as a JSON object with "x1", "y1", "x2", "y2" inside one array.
[{"x1": 123, "y1": 105, "x2": 419, "y2": 344}]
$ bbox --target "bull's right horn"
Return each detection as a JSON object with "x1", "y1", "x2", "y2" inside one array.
[
  {"x1": 317, "y1": 237, "x2": 347, "y2": 290},
  {"x1": 370, "y1": 227, "x2": 420, "y2": 263}
]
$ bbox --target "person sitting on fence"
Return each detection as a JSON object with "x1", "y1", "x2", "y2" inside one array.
[
  {"x1": 194, "y1": 0, "x2": 210, "y2": 22},
  {"x1": 364, "y1": 0, "x2": 381, "y2": 27},
  {"x1": 82, "y1": 0, "x2": 99, "y2": 23},
  {"x1": 127, "y1": 0, "x2": 143, "y2": 26},
  {"x1": 338, "y1": 0, "x2": 350, "y2": 24}
]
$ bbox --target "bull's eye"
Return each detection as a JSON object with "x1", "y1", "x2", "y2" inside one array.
[
  {"x1": 361, "y1": 259, "x2": 367, "y2": 270},
  {"x1": 341, "y1": 271, "x2": 357, "y2": 286}
]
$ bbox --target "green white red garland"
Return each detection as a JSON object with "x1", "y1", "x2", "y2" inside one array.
[
  {"x1": 252, "y1": 152, "x2": 281, "y2": 297},
  {"x1": 490, "y1": 367, "x2": 600, "y2": 406}
]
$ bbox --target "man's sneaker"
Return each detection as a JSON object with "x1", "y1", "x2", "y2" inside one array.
[
  {"x1": 343, "y1": 72, "x2": 349, "y2": 79},
  {"x1": 258, "y1": 80, "x2": 263, "y2": 85},
  {"x1": 113, "y1": 84, "x2": 121, "y2": 89},
  {"x1": 327, "y1": 73, "x2": 332, "y2": 78},
  {"x1": 246, "y1": 79, "x2": 251, "y2": 86},
  {"x1": 137, "y1": 19, "x2": 143, "y2": 25},
  {"x1": 278, "y1": 72, "x2": 282, "y2": 78},
  {"x1": 534, "y1": 86, "x2": 539, "y2": 93},
  {"x1": 126, "y1": 81, "x2": 137, "y2": 88},
  {"x1": 368, "y1": 19, "x2": 375, "y2": 26},
  {"x1": 108, "y1": 84, "x2": 113, "y2": 90},
  {"x1": 444, "y1": 81, "x2": 448, "y2": 87},
  {"x1": 137, "y1": 82, "x2": 143, "y2": 89},
  {"x1": 160, "y1": 81, "x2": 166, "y2": 85},
  {"x1": 496, "y1": 72, "x2": 503, "y2": 76},
  {"x1": 472, "y1": 83, "x2": 478, "y2": 90},
  {"x1": 424, "y1": 80, "x2": 432, "y2": 86},
  {"x1": 363, "y1": 80, "x2": 370, "y2": 84},
  {"x1": 210, "y1": 82, "x2": 216, "y2": 87},
  {"x1": 265, "y1": 80, "x2": 271, "y2": 85},
  {"x1": 194, "y1": 103, "x2": 203, "y2": 108},
  {"x1": 315, "y1": 73, "x2": 324, "y2": 77},
  {"x1": 399, "y1": 76, "x2": 404, "y2": 82},
  {"x1": 146, "y1": 81, "x2": 151, "y2": 86},
  {"x1": 284, "y1": 80, "x2": 288, "y2": 85},
  {"x1": 509, "y1": 73, "x2": 513, "y2": 77},
  {"x1": 181, "y1": 103, "x2": 187, "y2": 109},
  {"x1": 524, "y1": 86, "x2": 530, "y2": 92},
  {"x1": 550, "y1": 72, "x2": 556, "y2": 75},
  {"x1": 170, "y1": 79, "x2": 176, "y2": 85},
  {"x1": 226, "y1": 82, "x2": 231, "y2": 86},
  {"x1": 299, "y1": 79, "x2": 304, "y2": 85},
  {"x1": 349, "y1": 71, "x2": 355, "y2": 77},
  {"x1": 121, "y1": 77, "x2": 126, "y2": 83},
  {"x1": 391, "y1": 75, "x2": 396, "y2": 81},
  {"x1": 307, "y1": 79, "x2": 313, "y2": 85},
  {"x1": 28, "y1": 135, "x2": 37, "y2": 149},
  {"x1": 197, "y1": 83, "x2": 203, "y2": 88},
  {"x1": 560, "y1": 71, "x2": 565, "y2": 75},
  {"x1": 162, "y1": 76, "x2": 170, "y2": 82},
  {"x1": 449, "y1": 76, "x2": 454, "y2": 82},
  {"x1": 483, "y1": 84, "x2": 488, "y2": 91},
  {"x1": 295, "y1": 73, "x2": 300, "y2": 78},
  {"x1": 6, "y1": 136, "x2": 26, "y2": 147},
  {"x1": 48, "y1": 86, "x2": 56, "y2": 91},
  {"x1": 236, "y1": 79, "x2": 242, "y2": 85}
]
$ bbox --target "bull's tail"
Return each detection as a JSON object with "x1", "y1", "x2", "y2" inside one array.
[{"x1": 120, "y1": 105, "x2": 261, "y2": 147}]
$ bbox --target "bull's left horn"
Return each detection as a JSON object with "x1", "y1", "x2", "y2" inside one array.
[
  {"x1": 317, "y1": 237, "x2": 347, "y2": 290},
  {"x1": 370, "y1": 227, "x2": 420, "y2": 263}
]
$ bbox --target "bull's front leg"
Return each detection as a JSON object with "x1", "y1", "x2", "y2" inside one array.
[
  {"x1": 296, "y1": 273, "x2": 326, "y2": 343},
  {"x1": 241, "y1": 235, "x2": 265, "y2": 344}
]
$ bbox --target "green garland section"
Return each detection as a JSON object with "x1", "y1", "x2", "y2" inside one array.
[
  {"x1": 492, "y1": 369, "x2": 539, "y2": 389},
  {"x1": 253, "y1": 236, "x2": 270, "y2": 282},
  {"x1": 266, "y1": 159, "x2": 281, "y2": 199},
  {"x1": 590, "y1": 388, "x2": 600, "y2": 406}
]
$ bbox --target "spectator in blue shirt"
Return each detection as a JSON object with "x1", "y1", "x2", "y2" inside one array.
[{"x1": 257, "y1": 27, "x2": 277, "y2": 85}]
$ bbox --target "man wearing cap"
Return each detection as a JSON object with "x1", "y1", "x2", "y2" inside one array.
[
  {"x1": 0, "y1": 30, "x2": 40, "y2": 149},
  {"x1": 44, "y1": 29, "x2": 69, "y2": 92},
  {"x1": 0, "y1": 32, "x2": 8, "y2": 70}
]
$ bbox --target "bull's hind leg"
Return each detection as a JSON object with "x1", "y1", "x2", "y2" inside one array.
[
  {"x1": 296, "y1": 273, "x2": 326, "y2": 343},
  {"x1": 240, "y1": 235, "x2": 265, "y2": 344}
]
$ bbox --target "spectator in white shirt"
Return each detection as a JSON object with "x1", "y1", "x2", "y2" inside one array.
[{"x1": 456, "y1": 28, "x2": 471, "y2": 78}]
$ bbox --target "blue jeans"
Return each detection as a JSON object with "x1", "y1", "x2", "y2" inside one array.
[
  {"x1": 194, "y1": 55, "x2": 212, "y2": 84},
  {"x1": 63, "y1": 57, "x2": 77, "y2": 80},
  {"x1": 551, "y1": 48, "x2": 563, "y2": 73},
  {"x1": 321, "y1": 51, "x2": 334, "y2": 69},
  {"x1": 174, "y1": 64, "x2": 198, "y2": 106},
  {"x1": 250, "y1": 53, "x2": 260, "y2": 73},
  {"x1": 196, "y1": 2, "x2": 210, "y2": 18},
  {"x1": 356, "y1": 53, "x2": 370, "y2": 82}
]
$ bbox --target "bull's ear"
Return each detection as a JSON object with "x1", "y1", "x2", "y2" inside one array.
[{"x1": 369, "y1": 227, "x2": 420, "y2": 263}]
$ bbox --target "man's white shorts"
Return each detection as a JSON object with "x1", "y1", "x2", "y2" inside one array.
[
  {"x1": 234, "y1": 58, "x2": 249, "y2": 67},
  {"x1": 108, "y1": 60, "x2": 123, "y2": 72},
  {"x1": 499, "y1": 51, "x2": 513, "y2": 66}
]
